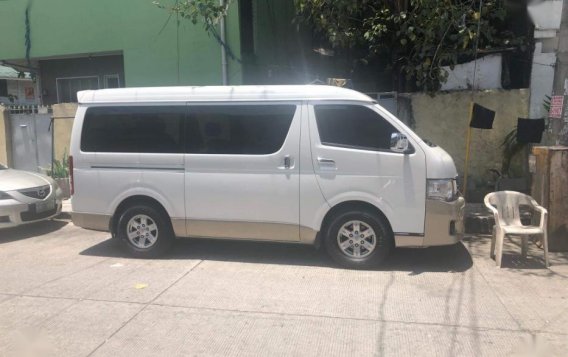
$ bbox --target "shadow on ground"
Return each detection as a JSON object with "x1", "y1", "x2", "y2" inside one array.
[
  {"x1": 463, "y1": 235, "x2": 568, "y2": 275},
  {"x1": 81, "y1": 237, "x2": 473, "y2": 273},
  {"x1": 0, "y1": 219, "x2": 69, "y2": 244}
]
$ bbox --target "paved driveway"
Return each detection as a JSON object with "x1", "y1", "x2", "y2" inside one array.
[{"x1": 0, "y1": 215, "x2": 567, "y2": 356}]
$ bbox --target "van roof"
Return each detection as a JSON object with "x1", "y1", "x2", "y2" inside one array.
[{"x1": 77, "y1": 85, "x2": 374, "y2": 104}]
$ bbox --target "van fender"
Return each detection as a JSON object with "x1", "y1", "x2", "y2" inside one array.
[
  {"x1": 108, "y1": 187, "x2": 177, "y2": 219},
  {"x1": 312, "y1": 191, "x2": 395, "y2": 232}
]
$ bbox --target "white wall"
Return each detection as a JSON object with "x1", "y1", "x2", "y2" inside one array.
[
  {"x1": 441, "y1": 54, "x2": 503, "y2": 91},
  {"x1": 528, "y1": 0, "x2": 563, "y2": 31},
  {"x1": 529, "y1": 43, "x2": 556, "y2": 118},
  {"x1": 528, "y1": 0, "x2": 563, "y2": 119}
]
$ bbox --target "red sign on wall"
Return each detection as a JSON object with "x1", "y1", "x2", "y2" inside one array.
[
  {"x1": 550, "y1": 106, "x2": 563, "y2": 119},
  {"x1": 549, "y1": 95, "x2": 564, "y2": 119}
]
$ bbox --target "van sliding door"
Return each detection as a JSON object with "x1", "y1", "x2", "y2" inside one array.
[{"x1": 183, "y1": 102, "x2": 301, "y2": 241}]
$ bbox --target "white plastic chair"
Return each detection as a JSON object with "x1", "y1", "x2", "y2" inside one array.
[{"x1": 484, "y1": 191, "x2": 549, "y2": 268}]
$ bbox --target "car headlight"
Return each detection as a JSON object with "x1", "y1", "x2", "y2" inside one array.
[
  {"x1": 427, "y1": 179, "x2": 457, "y2": 202},
  {"x1": 0, "y1": 191, "x2": 12, "y2": 200}
]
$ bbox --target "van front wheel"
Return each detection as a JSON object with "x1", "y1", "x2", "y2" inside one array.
[
  {"x1": 324, "y1": 211, "x2": 393, "y2": 269},
  {"x1": 117, "y1": 205, "x2": 174, "y2": 258}
]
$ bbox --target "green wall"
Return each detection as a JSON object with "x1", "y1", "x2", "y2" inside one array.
[{"x1": 0, "y1": 0, "x2": 242, "y2": 86}]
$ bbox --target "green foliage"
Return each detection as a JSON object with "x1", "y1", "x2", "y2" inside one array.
[
  {"x1": 295, "y1": 0, "x2": 524, "y2": 91},
  {"x1": 500, "y1": 128, "x2": 525, "y2": 176},
  {"x1": 153, "y1": 0, "x2": 240, "y2": 61},
  {"x1": 45, "y1": 151, "x2": 69, "y2": 179},
  {"x1": 543, "y1": 95, "x2": 551, "y2": 113}
]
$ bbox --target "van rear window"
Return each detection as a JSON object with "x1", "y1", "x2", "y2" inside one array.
[
  {"x1": 81, "y1": 106, "x2": 185, "y2": 153},
  {"x1": 81, "y1": 104, "x2": 296, "y2": 155},
  {"x1": 186, "y1": 105, "x2": 296, "y2": 155}
]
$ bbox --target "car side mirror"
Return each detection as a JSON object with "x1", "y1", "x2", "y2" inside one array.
[{"x1": 390, "y1": 132, "x2": 410, "y2": 154}]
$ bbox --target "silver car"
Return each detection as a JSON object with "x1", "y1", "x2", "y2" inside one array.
[{"x1": 0, "y1": 163, "x2": 63, "y2": 229}]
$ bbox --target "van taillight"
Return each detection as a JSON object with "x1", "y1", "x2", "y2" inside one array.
[{"x1": 68, "y1": 155, "x2": 74, "y2": 196}]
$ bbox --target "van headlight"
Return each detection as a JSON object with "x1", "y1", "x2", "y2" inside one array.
[{"x1": 427, "y1": 179, "x2": 457, "y2": 202}]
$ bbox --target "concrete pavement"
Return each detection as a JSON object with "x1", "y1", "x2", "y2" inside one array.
[{"x1": 0, "y1": 214, "x2": 567, "y2": 356}]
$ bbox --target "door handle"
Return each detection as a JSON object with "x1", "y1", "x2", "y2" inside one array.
[
  {"x1": 317, "y1": 157, "x2": 336, "y2": 170},
  {"x1": 278, "y1": 155, "x2": 293, "y2": 170},
  {"x1": 284, "y1": 155, "x2": 291, "y2": 169},
  {"x1": 317, "y1": 157, "x2": 335, "y2": 165}
]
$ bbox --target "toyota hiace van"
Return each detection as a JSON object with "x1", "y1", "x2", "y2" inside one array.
[{"x1": 70, "y1": 85, "x2": 464, "y2": 268}]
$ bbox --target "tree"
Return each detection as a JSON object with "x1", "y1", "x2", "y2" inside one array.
[
  {"x1": 154, "y1": 0, "x2": 230, "y2": 27},
  {"x1": 295, "y1": 0, "x2": 524, "y2": 91}
]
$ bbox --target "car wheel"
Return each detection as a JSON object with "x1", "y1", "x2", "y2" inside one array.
[
  {"x1": 324, "y1": 210, "x2": 393, "y2": 269},
  {"x1": 117, "y1": 205, "x2": 174, "y2": 258}
]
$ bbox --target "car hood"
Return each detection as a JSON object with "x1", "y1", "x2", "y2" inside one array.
[{"x1": 0, "y1": 169, "x2": 52, "y2": 191}]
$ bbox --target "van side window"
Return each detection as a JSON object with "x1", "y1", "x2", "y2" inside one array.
[
  {"x1": 186, "y1": 105, "x2": 296, "y2": 155},
  {"x1": 81, "y1": 106, "x2": 184, "y2": 153},
  {"x1": 314, "y1": 105, "x2": 397, "y2": 151}
]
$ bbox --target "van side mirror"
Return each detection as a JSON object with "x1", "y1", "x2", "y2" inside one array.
[{"x1": 390, "y1": 132, "x2": 410, "y2": 154}]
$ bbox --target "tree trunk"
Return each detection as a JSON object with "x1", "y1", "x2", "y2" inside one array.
[{"x1": 394, "y1": 0, "x2": 409, "y2": 12}]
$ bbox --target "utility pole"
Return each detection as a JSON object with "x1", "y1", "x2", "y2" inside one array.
[
  {"x1": 551, "y1": 0, "x2": 568, "y2": 145},
  {"x1": 532, "y1": 0, "x2": 568, "y2": 252},
  {"x1": 220, "y1": 0, "x2": 228, "y2": 85}
]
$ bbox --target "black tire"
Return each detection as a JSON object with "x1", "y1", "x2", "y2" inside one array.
[
  {"x1": 116, "y1": 204, "x2": 174, "y2": 258},
  {"x1": 323, "y1": 210, "x2": 393, "y2": 269}
]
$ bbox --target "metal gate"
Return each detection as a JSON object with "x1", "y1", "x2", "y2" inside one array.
[{"x1": 8, "y1": 106, "x2": 52, "y2": 173}]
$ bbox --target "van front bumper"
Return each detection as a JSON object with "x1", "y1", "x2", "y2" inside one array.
[
  {"x1": 395, "y1": 197, "x2": 465, "y2": 247},
  {"x1": 423, "y1": 197, "x2": 465, "y2": 246}
]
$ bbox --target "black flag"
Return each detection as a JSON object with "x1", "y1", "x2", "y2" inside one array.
[
  {"x1": 516, "y1": 118, "x2": 545, "y2": 143},
  {"x1": 469, "y1": 103, "x2": 496, "y2": 129}
]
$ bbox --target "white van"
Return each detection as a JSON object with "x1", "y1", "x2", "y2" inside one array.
[{"x1": 70, "y1": 85, "x2": 464, "y2": 268}]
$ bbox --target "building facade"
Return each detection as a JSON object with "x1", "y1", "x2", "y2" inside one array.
[{"x1": 0, "y1": 0, "x2": 244, "y2": 105}]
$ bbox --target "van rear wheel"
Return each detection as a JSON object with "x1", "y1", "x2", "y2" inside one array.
[
  {"x1": 324, "y1": 210, "x2": 393, "y2": 269},
  {"x1": 117, "y1": 205, "x2": 174, "y2": 258}
]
